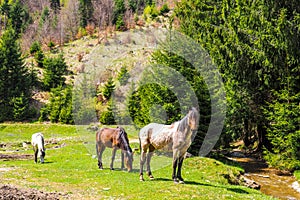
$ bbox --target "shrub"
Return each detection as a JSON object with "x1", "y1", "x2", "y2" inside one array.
[
  {"x1": 30, "y1": 41, "x2": 42, "y2": 55},
  {"x1": 160, "y1": 4, "x2": 170, "y2": 15},
  {"x1": 116, "y1": 15, "x2": 125, "y2": 31}
]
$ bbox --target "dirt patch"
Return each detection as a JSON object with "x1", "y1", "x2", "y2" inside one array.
[
  {"x1": 0, "y1": 185, "x2": 65, "y2": 200},
  {"x1": 0, "y1": 153, "x2": 32, "y2": 161}
]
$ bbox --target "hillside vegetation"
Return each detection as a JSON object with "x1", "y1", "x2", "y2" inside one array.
[{"x1": 0, "y1": 0, "x2": 299, "y2": 173}]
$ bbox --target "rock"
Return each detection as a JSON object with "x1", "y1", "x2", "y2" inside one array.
[
  {"x1": 240, "y1": 175, "x2": 260, "y2": 190},
  {"x1": 292, "y1": 181, "x2": 300, "y2": 193},
  {"x1": 230, "y1": 151, "x2": 246, "y2": 158},
  {"x1": 275, "y1": 169, "x2": 292, "y2": 176}
]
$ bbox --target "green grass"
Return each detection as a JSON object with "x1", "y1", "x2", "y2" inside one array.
[
  {"x1": 0, "y1": 123, "x2": 276, "y2": 199},
  {"x1": 295, "y1": 170, "x2": 300, "y2": 181}
]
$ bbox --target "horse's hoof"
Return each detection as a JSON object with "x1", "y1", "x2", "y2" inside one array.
[
  {"x1": 149, "y1": 175, "x2": 154, "y2": 180},
  {"x1": 110, "y1": 168, "x2": 114, "y2": 170},
  {"x1": 179, "y1": 180, "x2": 185, "y2": 184},
  {"x1": 174, "y1": 179, "x2": 179, "y2": 184}
]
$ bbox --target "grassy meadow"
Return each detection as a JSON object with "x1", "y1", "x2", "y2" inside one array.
[{"x1": 0, "y1": 123, "x2": 276, "y2": 199}]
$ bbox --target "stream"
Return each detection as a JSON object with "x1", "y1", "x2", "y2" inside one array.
[{"x1": 229, "y1": 156, "x2": 300, "y2": 200}]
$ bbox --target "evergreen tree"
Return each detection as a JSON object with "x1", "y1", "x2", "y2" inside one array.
[
  {"x1": 117, "y1": 66, "x2": 130, "y2": 85},
  {"x1": 43, "y1": 54, "x2": 69, "y2": 91},
  {"x1": 112, "y1": 0, "x2": 125, "y2": 26},
  {"x1": 9, "y1": 0, "x2": 30, "y2": 36},
  {"x1": 79, "y1": 0, "x2": 94, "y2": 28},
  {"x1": 50, "y1": 0, "x2": 61, "y2": 14},
  {"x1": 0, "y1": 0, "x2": 10, "y2": 29},
  {"x1": 0, "y1": 27, "x2": 32, "y2": 121},
  {"x1": 39, "y1": 86, "x2": 74, "y2": 124},
  {"x1": 102, "y1": 77, "x2": 115, "y2": 99}
]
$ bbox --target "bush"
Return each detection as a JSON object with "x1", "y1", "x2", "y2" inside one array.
[
  {"x1": 160, "y1": 4, "x2": 170, "y2": 15},
  {"x1": 99, "y1": 110, "x2": 116, "y2": 125},
  {"x1": 143, "y1": 5, "x2": 159, "y2": 20},
  {"x1": 34, "y1": 50, "x2": 44, "y2": 68},
  {"x1": 117, "y1": 66, "x2": 130, "y2": 85},
  {"x1": 116, "y1": 15, "x2": 125, "y2": 31},
  {"x1": 30, "y1": 41, "x2": 42, "y2": 55}
]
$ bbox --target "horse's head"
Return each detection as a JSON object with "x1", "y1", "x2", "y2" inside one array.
[
  {"x1": 40, "y1": 149, "x2": 46, "y2": 163},
  {"x1": 188, "y1": 107, "x2": 199, "y2": 131},
  {"x1": 117, "y1": 127, "x2": 134, "y2": 172},
  {"x1": 124, "y1": 149, "x2": 134, "y2": 172}
]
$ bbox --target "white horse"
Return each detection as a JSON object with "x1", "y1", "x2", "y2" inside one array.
[
  {"x1": 139, "y1": 107, "x2": 199, "y2": 183},
  {"x1": 31, "y1": 132, "x2": 46, "y2": 163}
]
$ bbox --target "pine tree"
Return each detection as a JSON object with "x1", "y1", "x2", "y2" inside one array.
[
  {"x1": 43, "y1": 54, "x2": 68, "y2": 91},
  {"x1": 79, "y1": 0, "x2": 94, "y2": 28},
  {"x1": 9, "y1": 0, "x2": 30, "y2": 36},
  {"x1": 50, "y1": 0, "x2": 61, "y2": 14},
  {"x1": 0, "y1": 27, "x2": 32, "y2": 121}
]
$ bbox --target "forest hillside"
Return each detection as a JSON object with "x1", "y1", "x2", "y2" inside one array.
[{"x1": 0, "y1": 0, "x2": 299, "y2": 172}]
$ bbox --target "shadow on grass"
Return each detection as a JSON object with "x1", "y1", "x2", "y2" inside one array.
[
  {"x1": 43, "y1": 161, "x2": 54, "y2": 164},
  {"x1": 97, "y1": 167, "x2": 140, "y2": 173},
  {"x1": 153, "y1": 178, "x2": 249, "y2": 194}
]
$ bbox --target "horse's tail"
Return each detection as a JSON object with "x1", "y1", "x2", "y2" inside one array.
[
  {"x1": 95, "y1": 129, "x2": 102, "y2": 157},
  {"x1": 139, "y1": 136, "x2": 141, "y2": 154}
]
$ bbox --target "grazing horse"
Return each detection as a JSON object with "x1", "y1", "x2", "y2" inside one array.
[
  {"x1": 31, "y1": 132, "x2": 46, "y2": 163},
  {"x1": 139, "y1": 107, "x2": 199, "y2": 183},
  {"x1": 96, "y1": 127, "x2": 133, "y2": 172}
]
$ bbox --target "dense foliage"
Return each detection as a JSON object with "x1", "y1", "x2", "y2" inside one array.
[{"x1": 175, "y1": 0, "x2": 300, "y2": 169}]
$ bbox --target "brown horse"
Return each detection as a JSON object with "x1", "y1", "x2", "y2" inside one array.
[
  {"x1": 96, "y1": 126, "x2": 133, "y2": 172},
  {"x1": 139, "y1": 107, "x2": 199, "y2": 183}
]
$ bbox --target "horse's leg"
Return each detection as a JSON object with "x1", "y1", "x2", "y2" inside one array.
[
  {"x1": 140, "y1": 150, "x2": 147, "y2": 181},
  {"x1": 139, "y1": 146, "x2": 148, "y2": 181},
  {"x1": 172, "y1": 149, "x2": 180, "y2": 183},
  {"x1": 40, "y1": 150, "x2": 44, "y2": 163},
  {"x1": 146, "y1": 145, "x2": 155, "y2": 180},
  {"x1": 177, "y1": 155, "x2": 185, "y2": 184},
  {"x1": 33, "y1": 147, "x2": 38, "y2": 163},
  {"x1": 172, "y1": 157, "x2": 179, "y2": 183},
  {"x1": 96, "y1": 143, "x2": 105, "y2": 169},
  {"x1": 121, "y1": 151, "x2": 125, "y2": 170},
  {"x1": 110, "y1": 147, "x2": 117, "y2": 170}
]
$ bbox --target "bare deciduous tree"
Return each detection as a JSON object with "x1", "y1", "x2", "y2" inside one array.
[{"x1": 62, "y1": 0, "x2": 80, "y2": 41}]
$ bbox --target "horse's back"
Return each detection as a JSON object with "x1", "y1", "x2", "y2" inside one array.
[
  {"x1": 31, "y1": 132, "x2": 45, "y2": 152},
  {"x1": 31, "y1": 132, "x2": 44, "y2": 145},
  {"x1": 139, "y1": 123, "x2": 177, "y2": 150},
  {"x1": 96, "y1": 127, "x2": 119, "y2": 148}
]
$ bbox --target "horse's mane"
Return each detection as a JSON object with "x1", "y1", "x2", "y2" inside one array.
[{"x1": 117, "y1": 127, "x2": 132, "y2": 152}]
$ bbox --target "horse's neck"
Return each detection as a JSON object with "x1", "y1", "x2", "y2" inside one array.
[
  {"x1": 178, "y1": 116, "x2": 190, "y2": 132},
  {"x1": 118, "y1": 132, "x2": 131, "y2": 152}
]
